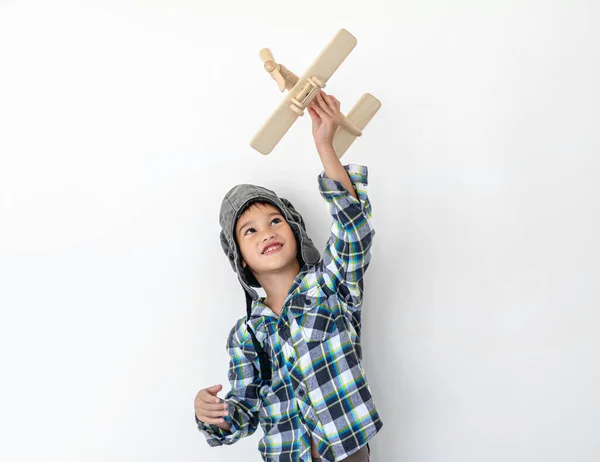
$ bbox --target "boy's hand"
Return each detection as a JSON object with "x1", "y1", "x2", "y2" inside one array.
[
  {"x1": 194, "y1": 384, "x2": 231, "y2": 431},
  {"x1": 308, "y1": 90, "x2": 358, "y2": 200},
  {"x1": 308, "y1": 90, "x2": 341, "y2": 151}
]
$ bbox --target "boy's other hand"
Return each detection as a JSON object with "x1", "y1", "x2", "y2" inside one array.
[
  {"x1": 194, "y1": 384, "x2": 231, "y2": 431},
  {"x1": 308, "y1": 90, "x2": 341, "y2": 151}
]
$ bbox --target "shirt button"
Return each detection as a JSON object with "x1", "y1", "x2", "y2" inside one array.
[{"x1": 298, "y1": 389, "x2": 305, "y2": 397}]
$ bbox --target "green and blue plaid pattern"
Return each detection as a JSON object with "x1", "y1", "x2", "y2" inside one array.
[{"x1": 197, "y1": 164, "x2": 383, "y2": 461}]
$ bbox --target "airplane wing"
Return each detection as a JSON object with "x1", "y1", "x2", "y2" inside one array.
[{"x1": 250, "y1": 29, "x2": 358, "y2": 155}]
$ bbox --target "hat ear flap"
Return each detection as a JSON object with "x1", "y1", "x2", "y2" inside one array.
[
  {"x1": 220, "y1": 230, "x2": 236, "y2": 267},
  {"x1": 244, "y1": 263, "x2": 260, "y2": 287},
  {"x1": 280, "y1": 198, "x2": 307, "y2": 231}
]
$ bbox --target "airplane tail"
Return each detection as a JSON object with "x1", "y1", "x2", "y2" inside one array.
[{"x1": 332, "y1": 93, "x2": 381, "y2": 158}]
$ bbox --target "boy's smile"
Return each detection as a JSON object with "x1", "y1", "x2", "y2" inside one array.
[{"x1": 262, "y1": 242, "x2": 283, "y2": 255}]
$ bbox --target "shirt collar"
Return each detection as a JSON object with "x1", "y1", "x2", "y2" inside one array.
[{"x1": 248, "y1": 264, "x2": 311, "y2": 321}]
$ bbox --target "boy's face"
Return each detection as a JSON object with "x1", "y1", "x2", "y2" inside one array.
[{"x1": 235, "y1": 203, "x2": 299, "y2": 279}]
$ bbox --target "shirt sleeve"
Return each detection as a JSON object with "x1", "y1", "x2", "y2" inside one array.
[
  {"x1": 196, "y1": 318, "x2": 262, "y2": 446},
  {"x1": 317, "y1": 163, "x2": 375, "y2": 312}
]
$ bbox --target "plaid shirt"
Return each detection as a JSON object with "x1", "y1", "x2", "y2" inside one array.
[{"x1": 197, "y1": 164, "x2": 383, "y2": 461}]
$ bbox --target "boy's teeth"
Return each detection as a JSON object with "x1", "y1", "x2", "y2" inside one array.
[{"x1": 265, "y1": 244, "x2": 281, "y2": 254}]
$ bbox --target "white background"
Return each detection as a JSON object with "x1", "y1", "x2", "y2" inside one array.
[{"x1": 1, "y1": 1, "x2": 599, "y2": 461}]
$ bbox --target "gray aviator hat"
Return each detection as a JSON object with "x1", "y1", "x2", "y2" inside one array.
[{"x1": 219, "y1": 184, "x2": 321, "y2": 379}]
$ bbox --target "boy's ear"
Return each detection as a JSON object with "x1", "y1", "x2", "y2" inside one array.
[{"x1": 242, "y1": 260, "x2": 247, "y2": 268}]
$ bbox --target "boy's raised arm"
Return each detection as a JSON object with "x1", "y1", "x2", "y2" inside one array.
[
  {"x1": 308, "y1": 91, "x2": 358, "y2": 201},
  {"x1": 317, "y1": 144, "x2": 359, "y2": 201},
  {"x1": 309, "y1": 91, "x2": 375, "y2": 312},
  {"x1": 317, "y1": 163, "x2": 374, "y2": 311}
]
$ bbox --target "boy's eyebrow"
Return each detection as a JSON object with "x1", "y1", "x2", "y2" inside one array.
[{"x1": 237, "y1": 212, "x2": 282, "y2": 234}]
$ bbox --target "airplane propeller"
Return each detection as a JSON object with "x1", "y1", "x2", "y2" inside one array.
[{"x1": 260, "y1": 48, "x2": 286, "y2": 92}]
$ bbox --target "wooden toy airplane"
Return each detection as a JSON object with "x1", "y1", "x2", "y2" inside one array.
[{"x1": 250, "y1": 29, "x2": 381, "y2": 158}]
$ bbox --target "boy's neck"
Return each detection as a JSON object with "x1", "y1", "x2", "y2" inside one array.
[{"x1": 259, "y1": 261, "x2": 301, "y2": 317}]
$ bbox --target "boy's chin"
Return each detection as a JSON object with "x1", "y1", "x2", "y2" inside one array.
[{"x1": 255, "y1": 255, "x2": 298, "y2": 271}]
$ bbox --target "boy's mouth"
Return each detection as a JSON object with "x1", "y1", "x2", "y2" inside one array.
[{"x1": 262, "y1": 243, "x2": 283, "y2": 255}]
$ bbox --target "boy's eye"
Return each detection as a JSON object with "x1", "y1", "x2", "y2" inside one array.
[{"x1": 243, "y1": 218, "x2": 282, "y2": 236}]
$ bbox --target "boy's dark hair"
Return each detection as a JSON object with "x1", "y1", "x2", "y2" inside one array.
[{"x1": 236, "y1": 199, "x2": 271, "y2": 220}]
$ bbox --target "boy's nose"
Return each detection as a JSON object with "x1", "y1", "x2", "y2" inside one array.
[
  {"x1": 260, "y1": 234, "x2": 277, "y2": 249},
  {"x1": 262, "y1": 232, "x2": 276, "y2": 241}
]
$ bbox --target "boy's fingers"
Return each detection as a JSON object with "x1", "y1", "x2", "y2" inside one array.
[
  {"x1": 325, "y1": 98, "x2": 337, "y2": 114},
  {"x1": 318, "y1": 92, "x2": 334, "y2": 117},
  {"x1": 200, "y1": 408, "x2": 229, "y2": 418},
  {"x1": 316, "y1": 92, "x2": 334, "y2": 117},
  {"x1": 310, "y1": 102, "x2": 327, "y2": 120},
  {"x1": 200, "y1": 400, "x2": 229, "y2": 411},
  {"x1": 196, "y1": 392, "x2": 214, "y2": 407},
  {"x1": 199, "y1": 416, "x2": 226, "y2": 425},
  {"x1": 323, "y1": 94, "x2": 339, "y2": 113},
  {"x1": 195, "y1": 385, "x2": 228, "y2": 426}
]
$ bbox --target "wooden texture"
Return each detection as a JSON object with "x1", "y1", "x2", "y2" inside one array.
[
  {"x1": 250, "y1": 29, "x2": 357, "y2": 155},
  {"x1": 332, "y1": 93, "x2": 381, "y2": 158}
]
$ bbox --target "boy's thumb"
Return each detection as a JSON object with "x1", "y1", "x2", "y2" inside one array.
[{"x1": 207, "y1": 384, "x2": 223, "y2": 394}]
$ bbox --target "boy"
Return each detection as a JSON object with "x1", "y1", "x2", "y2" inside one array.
[{"x1": 194, "y1": 90, "x2": 383, "y2": 461}]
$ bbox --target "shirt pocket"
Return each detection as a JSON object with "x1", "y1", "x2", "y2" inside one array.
[{"x1": 299, "y1": 288, "x2": 337, "y2": 343}]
